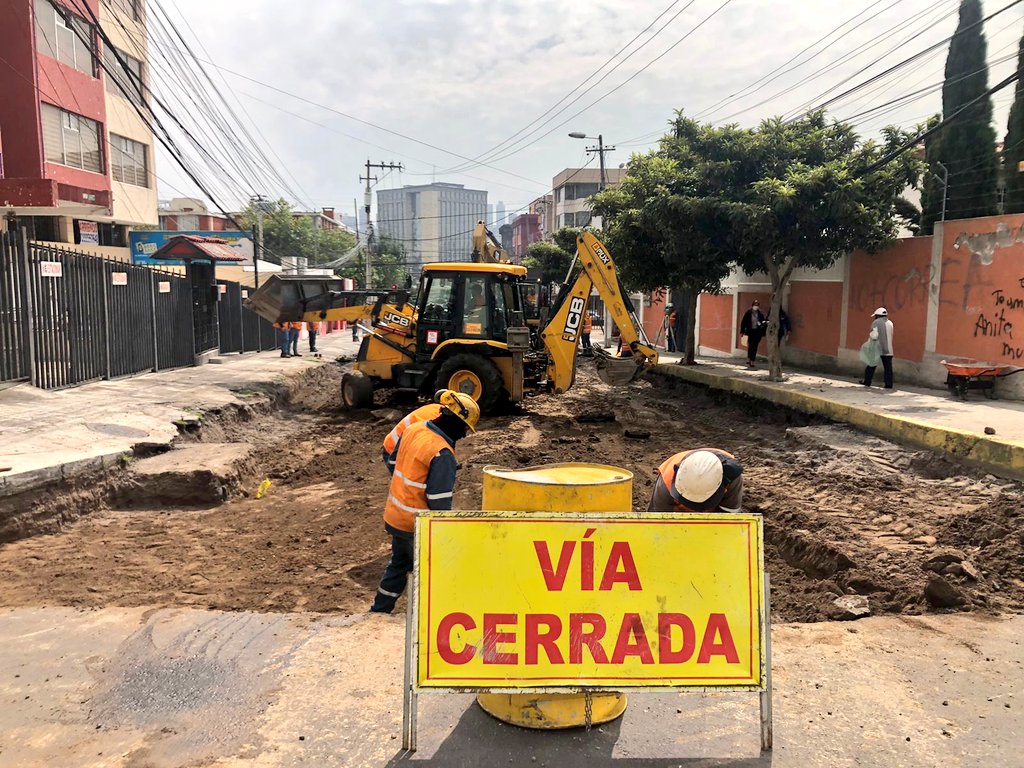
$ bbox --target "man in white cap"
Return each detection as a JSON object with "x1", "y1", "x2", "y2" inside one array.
[
  {"x1": 648, "y1": 449, "x2": 744, "y2": 513},
  {"x1": 861, "y1": 307, "x2": 895, "y2": 390}
]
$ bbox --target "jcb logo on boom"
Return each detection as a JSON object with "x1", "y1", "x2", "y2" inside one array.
[
  {"x1": 561, "y1": 297, "x2": 586, "y2": 341},
  {"x1": 383, "y1": 311, "x2": 411, "y2": 327}
]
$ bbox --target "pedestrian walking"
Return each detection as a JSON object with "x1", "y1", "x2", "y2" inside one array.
[
  {"x1": 289, "y1": 321, "x2": 302, "y2": 357},
  {"x1": 273, "y1": 322, "x2": 290, "y2": 358},
  {"x1": 860, "y1": 307, "x2": 895, "y2": 389},
  {"x1": 648, "y1": 449, "x2": 744, "y2": 514},
  {"x1": 739, "y1": 300, "x2": 767, "y2": 369},
  {"x1": 308, "y1": 321, "x2": 319, "y2": 353},
  {"x1": 370, "y1": 391, "x2": 480, "y2": 614},
  {"x1": 778, "y1": 308, "x2": 792, "y2": 344}
]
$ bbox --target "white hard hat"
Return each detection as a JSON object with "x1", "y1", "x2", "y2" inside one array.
[
  {"x1": 873, "y1": 307, "x2": 888, "y2": 317},
  {"x1": 674, "y1": 451, "x2": 725, "y2": 506}
]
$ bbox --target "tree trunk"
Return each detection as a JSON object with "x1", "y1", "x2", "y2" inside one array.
[
  {"x1": 764, "y1": 255, "x2": 797, "y2": 382},
  {"x1": 672, "y1": 287, "x2": 698, "y2": 364}
]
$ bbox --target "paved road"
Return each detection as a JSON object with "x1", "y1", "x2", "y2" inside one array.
[{"x1": 0, "y1": 607, "x2": 1018, "y2": 767}]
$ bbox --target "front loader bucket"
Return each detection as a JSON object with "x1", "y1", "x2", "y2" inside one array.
[
  {"x1": 593, "y1": 347, "x2": 645, "y2": 386},
  {"x1": 243, "y1": 274, "x2": 380, "y2": 324}
]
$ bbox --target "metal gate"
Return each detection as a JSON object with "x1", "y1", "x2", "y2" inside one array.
[
  {"x1": 0, "y1": 231, "x2": 30, "y2": 383},
  {"x1": 217, "y1": 280, "x2": 243, "y2": 354}
]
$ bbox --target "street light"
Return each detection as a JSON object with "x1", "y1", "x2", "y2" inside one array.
[{"x1": 567, "y1": 132, "x2": 615, "y2": 190}]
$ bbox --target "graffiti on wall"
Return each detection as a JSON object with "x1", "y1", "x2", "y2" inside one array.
[
  {"x1": 973, "y1": 277, "x2": 1024, "y2": 361},
  {"x1": 852, "y1": 266, "x2": 932, "y2": 314}
]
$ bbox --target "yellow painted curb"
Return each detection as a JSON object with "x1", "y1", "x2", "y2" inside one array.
[{"x1": 652, "y1": 365, "x2": 1024, "y2": 480}]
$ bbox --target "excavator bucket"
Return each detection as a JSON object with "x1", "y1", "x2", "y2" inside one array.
[{"x1": 593, "y1": 346, "x2": 646, "y2": 386}]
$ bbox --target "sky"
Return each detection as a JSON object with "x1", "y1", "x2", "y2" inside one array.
[{"x1": 153, "y1": 0, "x2": 1024, "y2": 223}]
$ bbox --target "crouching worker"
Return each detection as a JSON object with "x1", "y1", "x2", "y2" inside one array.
[
  {"x1": 648, "y1": 449, "x2": 744, "y2": 513},
  {"x1": 370, "y1": 391, "x2": 480, "y2": 613},
  {"x1": 380, "y1": 390, "x2": 453, "y2": 473}
]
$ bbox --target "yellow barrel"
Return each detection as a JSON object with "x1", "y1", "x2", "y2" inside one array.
[{"x1": 476, "y1": 462, "x2": 633, "y2": 730}]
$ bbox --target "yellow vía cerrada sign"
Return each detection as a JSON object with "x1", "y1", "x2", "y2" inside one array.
[{"x1": 414, "y1": 512, "x2": 765, "y2": 690}]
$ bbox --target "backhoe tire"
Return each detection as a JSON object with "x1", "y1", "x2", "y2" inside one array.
[
  {"x1": 436, "y1": 353, "x2": 504, "y2": 414},
  {"x1": 341, "y1": 373, "x2": 374, "y2": 410}
]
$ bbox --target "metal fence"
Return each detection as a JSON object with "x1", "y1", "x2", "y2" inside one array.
[
  {"x1": 0, "y1": 232, "x2": 30, "y2": 383},
  {"x1": 0, "y1": 231, "x2": 276, "y2": 390}
]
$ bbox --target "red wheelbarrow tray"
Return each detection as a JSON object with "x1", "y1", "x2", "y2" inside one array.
[{"x1": 941, "y1": 358, "x2": 1015, "y2": 378}]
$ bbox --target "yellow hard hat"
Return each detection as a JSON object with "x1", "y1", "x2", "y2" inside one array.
[{"x1": 437, "y1": 390, "x2": 480, "y2": 432}]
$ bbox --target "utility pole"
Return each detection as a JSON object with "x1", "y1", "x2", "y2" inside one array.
[
  {"x1": 251, "y1": 194, "x2": 273, "y2": 288},
  {"x1": 934, "y1": 161, "x2": 949, "y2": 224},
  {"x1": 361, "y1": 159, "x2": 403, "y2": 289},
  {"x1": 353, "y1": 197, "x2": 360, "y2": 244}
]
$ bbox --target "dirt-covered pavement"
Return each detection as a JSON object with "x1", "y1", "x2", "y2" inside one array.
[{"x1": 0, "y1": 361, "x2": 1021, "y2": 625}]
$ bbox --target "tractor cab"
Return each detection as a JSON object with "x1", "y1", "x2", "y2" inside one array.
[{"x1": 414, "y1": 262, "x2": 530, "y2": 361}]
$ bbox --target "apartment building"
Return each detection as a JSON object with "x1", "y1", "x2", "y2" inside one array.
[
  {"x1": 377, "y1": 182, "x2": 487, "y2": 267},
  {"x1": 551, "y1": 167, "x2": 625, "y2": 230},
  {"x1": 0, "y1": 0, "x2": 157, "y2": 247}
]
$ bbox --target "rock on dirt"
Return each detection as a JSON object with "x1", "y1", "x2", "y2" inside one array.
[
  {"x1": 115, "y1": 443, "x2": 254, "y2": 507},
  {"x1": 830, "y1": 595, "x2": 871, "y2": 620},
  {"x1": 925, "y1": 575, "x2": 967, "y2": 608}
]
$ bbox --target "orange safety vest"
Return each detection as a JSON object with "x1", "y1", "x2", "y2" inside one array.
[
  {"x1": 657, "y1": 448, "x2": 737, "y2": 513},
  {"x1": 290, "y1": 321, "x2": 304, "y2": 330},
  {"x1": 273, "y1": 322, "x2": 285, "y2": 329},
  {"x1": 384, "y1": 421, "x2": 453, "y2": 533},
  {"x1": 583, "y1": 313, "x2": 593, "y2": 333},
  {"x1": 383, "y1": 403, "x2": 443, "y2": 456},
  {"x1": 308, "y1": 321, "x2": 319, "y2": 331}
]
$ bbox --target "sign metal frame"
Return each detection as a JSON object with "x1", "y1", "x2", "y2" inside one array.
[{"x1": 401, "y1": 510, "x2": 772, "y2": 754}]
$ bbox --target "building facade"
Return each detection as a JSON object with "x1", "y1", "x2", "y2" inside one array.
[
  {"x1": 159, "y1": 197, "x2": 233, "y2": 231},
  {"x1": 377, "y1": 182, "x2": 487, "y2": 267},
  {"x1": 510, "y1": 212, "x2": 541, "y2": 261},
  {"x1": 551, "y1": 167, "x2": 625, "y2": 230},
  {"x1": 0, "y1": 0, "x2": 157, "y2": 246}
]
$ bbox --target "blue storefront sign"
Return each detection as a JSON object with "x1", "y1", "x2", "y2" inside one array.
[{"x1": 130, "y1": 230, "x2": 254, "y2": 266}]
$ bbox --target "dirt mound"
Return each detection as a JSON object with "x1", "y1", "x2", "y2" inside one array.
[{"x1": 0, "y1": 362, "x2": 1021, "y2": 623}]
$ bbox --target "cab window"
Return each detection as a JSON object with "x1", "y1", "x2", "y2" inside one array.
[
  {"x1": 463, "y1": 276, "x2": 489, "y2": 337},
  {"x1": 421, "y1": 276, "x2": 455, "y2": 324}
]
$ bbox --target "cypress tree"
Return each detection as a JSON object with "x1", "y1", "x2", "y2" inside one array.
[
  {"x1": 921, "y1": 0, "x2": 999, "y2": 232},
  {"x1": 1003, "y1": 30, "x2": 1024, "y2": 214}
]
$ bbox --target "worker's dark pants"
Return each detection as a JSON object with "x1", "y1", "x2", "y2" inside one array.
[
  {"x1": 289, "y1": 329, "x2": 300, "y2": 355},
  {"x1": 279, "y1": 330, "x2": 289, "y2": 355},
  {"x1": 863, "y1": 355, "x2": 894, "y2": 388},
  {"x1": 747, "y1": 332, "x2": 763, "y2": 362},
  {"x1": 308, "y1": 329, "x2": 318, "y2": 352},
  {"x1": 370, "y1": 524, "x2": 414, "y2": 613},
  {"x1": 581, "y1": 332, "x2": 591, "y2": 350}
]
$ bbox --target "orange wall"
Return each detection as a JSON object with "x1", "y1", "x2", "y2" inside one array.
[
  {"x1": 787, "y1": 282, "x2": 842, "y2": 356},
  {"x1": 699, "y1": 293, "x2": 734, "y2": 353},
  {"x1": 643, "y1": 291, "x2": 667, "y2": 347},
  {"x1": 736, "y1": 291, "x2": 770, "y2": 350},
  {"x1": 936, "y1": 214, "x2": 1024, "y2": 364},
  {"x1": 847, "y1": 237, "x2": 931, "y2": 362}
]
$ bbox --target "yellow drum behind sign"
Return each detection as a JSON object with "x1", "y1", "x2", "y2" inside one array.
[{"x1": 477, "y1": 462, "x2": 633, "y2": 729}]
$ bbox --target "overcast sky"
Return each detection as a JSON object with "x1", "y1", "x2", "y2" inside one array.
[{"x1": 155, "y1": 0, "x2": 1024, "y2": 221}]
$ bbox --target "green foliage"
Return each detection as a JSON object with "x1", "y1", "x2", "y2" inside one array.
[
  {"x1": 523, "y1": 241, "x2": 573, "y2": 285},
  {"x1": 922, "y1": 0, "x2": 998, "y2": 231},
  {"x1": 237, "y1": 199, "x2": 356, "y2": 269},
  {"x1": 335, "y1": 235, "x2": 409, "y2": 290},
  {"x1": 1004, "y1": 31, "x2": 1024, "y2": 214}
]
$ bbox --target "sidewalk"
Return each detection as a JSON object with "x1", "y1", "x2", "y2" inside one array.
[
  {"x1": 0, "y1": 331, "x2": 363, "y2": 495},
  {"x1": 653, "y1": 355, "x2": 1024, "y2": 479}
]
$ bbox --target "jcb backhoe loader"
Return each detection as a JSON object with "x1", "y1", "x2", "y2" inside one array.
[{"x1": 243, "y1": 231, "x2": 658, "y2": 413}]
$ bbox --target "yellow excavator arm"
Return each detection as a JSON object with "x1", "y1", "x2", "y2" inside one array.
[
  {"x1": 540, "y1": 231, "x2": 658, "y2": 393},
  {"x1": 471, "y1": 221, "x2": 511, "y2": 263}
]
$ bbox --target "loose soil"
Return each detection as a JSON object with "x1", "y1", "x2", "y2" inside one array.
[{"x1": 0, "y1": 363, "x2": 1021, "y2": 623}]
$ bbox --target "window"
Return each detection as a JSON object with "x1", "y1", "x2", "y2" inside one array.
[
  {"x1": 463, "y1": 277, "x2": 489, "y2": 337},
  {"x1": 110, "y1": 133, "x2": 148, "y2": 187},
  {"x1": 421, "y1": 277, "x2": 455, "y2": 324},
  {"x1": 35, "y1": 0, "x2": 96, "y2": 76},
  {"x1": 103, "y1": 44, "x2": 145, "y2": 106},
  {"x1": 41, "y1": 104, "x2": 103, "y2": 173},
  {"x1": 563, "y1": 183, "x2": 600, "y2": 201},
  {"x1": 103, "y1": 0, "x2": 141, "y2": 22}
]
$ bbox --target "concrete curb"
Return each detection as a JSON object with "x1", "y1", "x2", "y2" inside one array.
[
  {"x1": 0, "y1": 451, "x2": 127, "y2": 499},
  {"x1": 652, "y1": 364, "x2": 1024, "y2": 480}
]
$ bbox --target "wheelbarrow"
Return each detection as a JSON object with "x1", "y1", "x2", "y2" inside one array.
[{"x1": 940, "y1": 358, "x2": 1024, "y2": 400}]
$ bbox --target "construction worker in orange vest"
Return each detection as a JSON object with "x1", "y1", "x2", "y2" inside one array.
[
  {"x1": 370, "y1": 390, "x2": 480, "y2": 614},
  {"x1": 648, "y1": 449, "x2": 744, "y2": 513},
  {"x1": 380, "y1": 390, "x2": 452, "y2": 473},
  {"x1": 581, "y1": 310, "x2": 593, "y2": 351}
]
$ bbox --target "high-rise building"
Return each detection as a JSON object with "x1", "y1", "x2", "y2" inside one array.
[
  {"x1": 0, "y1": 0, "x2": 158, "y2": 247},
  {"x1": 377, "y1": 182, "x2": 487, "y2": 267},
  {"x1": 551, "y1": 168, "x2": 625, "y2": 230}
]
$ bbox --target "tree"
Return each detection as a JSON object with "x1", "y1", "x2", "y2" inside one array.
[
  {"x1": 523, "y1": 241, "x2": 572, "y2": 285},
  {"x1": 1004, "y1": 30, "x2": 1024, "y2": 214},
  {"x1": 724, "y1": 114, "x2": 921, "y2": 380},
  {"x1": 591, "y1": 121, "x2": 745, "y2": 364},
  {"x1": 335, "y1": 235, "x2": 409, "y2": 290},
  {"x1": 237, "y1": 198, "x2": 356, "y2": 269},
  {"x1": 921, "y1": 0, "x2": 998, "y2": 232}
]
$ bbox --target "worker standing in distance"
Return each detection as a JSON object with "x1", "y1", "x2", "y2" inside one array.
[
  {"x1": 381, "y1": 390, "x2": 451, "y2": 473},
  {"x1": 370, "y1": 391, "x2": 480, "y2": 614},
  {"x1": 648, "y1": 449, "x2": 744, "y2": 513}
]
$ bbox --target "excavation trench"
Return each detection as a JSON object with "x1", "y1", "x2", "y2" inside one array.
[{"x1": 0, "y1": 362, "x2": 1020, "y2": 624}]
